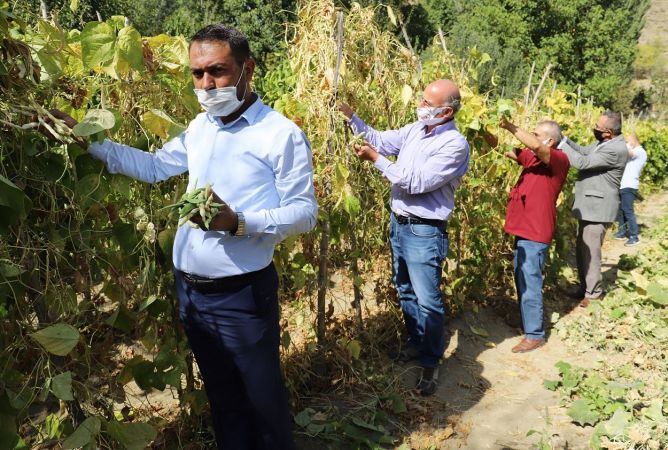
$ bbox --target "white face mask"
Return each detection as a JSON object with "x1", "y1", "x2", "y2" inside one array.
[
  {"x1": 416, "y1": 106, "x2": 447, "y2": 126},
  {"x1": 194, "y1": 63, "x2": 247, "y2": 117}
]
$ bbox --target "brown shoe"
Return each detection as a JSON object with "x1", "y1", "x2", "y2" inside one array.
[
  {"x1": 579, "y1": 298, "x2": 600, "y2": 308},
  {"x1": 512, "y1": 338, "x2": 546, "y2": 353}
]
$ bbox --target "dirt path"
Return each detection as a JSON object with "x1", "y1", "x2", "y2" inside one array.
[{"x1": 404, "y1": 188, "x2": 668, "y2": 450}]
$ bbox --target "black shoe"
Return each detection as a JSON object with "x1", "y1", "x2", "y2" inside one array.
[
  {"x1": 416, "y1": 366, "x2": 439, "y2": 396},
  {"x1": 565, "y1": 287, "x2": 585, "y2": 300},
  {"x1": 388, "y1": 344, "x2": 420, "y2": 363}
]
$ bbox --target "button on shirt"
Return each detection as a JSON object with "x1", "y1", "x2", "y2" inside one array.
[
  {"x1": 620, "y1": 146, "x2": 647, "y2": 190},
  {"x1": 504, "y1": 147, "x2": 570, "y2": 244},
  {"x1": 349, "y1": 115, "x2": 470, "y2": 220},
  {"x1": 88, "y1": 97, "x2": 317, "y2": 278}
]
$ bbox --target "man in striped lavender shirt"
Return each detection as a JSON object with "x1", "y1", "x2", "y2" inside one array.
[{"x1": 339, "y1": 79, "x2": 470, "y2": 396}]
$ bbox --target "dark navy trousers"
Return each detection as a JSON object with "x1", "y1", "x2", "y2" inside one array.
[{"x1": 174, "y1": 265, "x2": 295, "y2": 450}]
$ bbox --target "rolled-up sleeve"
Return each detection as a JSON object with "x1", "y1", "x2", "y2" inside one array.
[{"x1": 243, "y1": 129, "x2": 317, "y2": 240}]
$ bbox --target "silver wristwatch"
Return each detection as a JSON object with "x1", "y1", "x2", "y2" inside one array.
[{"x1": 234, "y1": 212, "x2": 246, "y2": 236}]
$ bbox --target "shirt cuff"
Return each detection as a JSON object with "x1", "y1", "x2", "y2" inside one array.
[
  {"x1": 557, "y1": 136, "x2": 568, "y2": 150},
  {"x1": 373, "y1": 155, "x2": 392, "y2": 172},
  {"x1": 242, "y1": 211, "x2": 264, "y2": 235},
  {"x1": 349, "y1": 114, "x2": 364, "y2": 133},
  {"x1": 88, "y1": 139, "x2": 110, "y2": 160}
]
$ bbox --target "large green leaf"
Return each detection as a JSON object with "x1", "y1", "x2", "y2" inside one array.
[
  {"x1": 0, "y1": 175, "x2": 32, "y2": 233},
  {"x1": 80, "y1": 22, "x2": 116, "y2": 69},
  {"x1": 29, "y1": 323, "x2": 80, "y2": 356},
  {"x1": 142, "y1": 109, "x2": 185, "y2": 140},
  {"x1": 567, "y1": 399, "x2": 600, "y2": 426},
  {"x1": 602, "y1": 409, "x2": 630, "y2": 438},
  {"x1": 74, "y1": 173, "x2": 109, "y2": 209},
  {"x1": 106, "y1": 421, "x2": 156, "y2": 450},
  {"x1": 72, "y1": 109, "x2": 115, "y2": 137},
  {"x1": 50, "y1": 371, "x2": 74, "y2": 401},
  {"x1": 647, "y1": 282, "x2": 668, "y2": 306},
  {"x1": 62, "y1": 417, "x2": 101, "y2": 449},
  {"x1": 116, "y1": 26, "x2": 143, "y2": 71}
]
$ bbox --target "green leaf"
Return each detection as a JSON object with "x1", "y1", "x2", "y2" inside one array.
[
  {"x1": 106, "y1": 421, "x2": 156, "y2": 450},
  {"x1": 346, "y1": 339, "x2": 361, "y2": 360},
  {"x1": 116, "y1": 26, "x2": 143, "y2": 71},
  {"x1": 29, "y1": 324, "x2": 80, "y2": 356},
  {"x1": 132, "y1": 361, "x2": 157, "y2": 391},
  {"x1": 647, "y1": 282, "x2": 668, "y2": 306},
  {"x1": 74, "y1": 173, "x2": 109, "y2": 210},
  {"x1": 567, "y1": 399, "x2": 600, "y2": 426},
  {"x1": 138, "y1": 295, "x2": 158, "y2": 312},
  {"x1": 388, "y1": 394, "x2": 407, "y2": 414},
  {"x1": 294, "y1": 408, "x2": 313, "y2": 427},
  {"x1": 80, "y1": 22, "x2": 116, "y2": 69},
  {"x1": 386, "y1": 5, "x2": 397, "y2": 26},
  {"x1": 469, "y1": 325, "x2": 489, "y2": 337},
  {"x1": 642, "y1": 399, "x2": 664, "y2": 422},
  {"x1": 602, "y1": 409, "x2": 630, "y2": 437},
  {"x1": 142, "y1": 109, "x2": 185, "y2": 140},
  {"x1": 343, "y1": 185, "x2": 360, "y2": 217},
  {"x1": 0, "y1": 259, "x2": 24, "y2": 278},
  {"x1": 50, "y1": 371, "x2": 74, "y2": 401},
  {"x1": 543, "y1": 379, "x2": 559, "y2": 391},
  {"x1": 62, "y1": 416, "x2": 101, "y2": 449},
  {"x1": 105, "y1": 305, "x2": 134, "y2": 334},
  {"x1": 69, "y1": 0, "x2": 79, "y2": 12},
  {"x1": 72, "y1": 109, "x2": 116, "y2": 137},
  {"x1": 0, "y1": 175, "x2": 32, "y2": 233}
]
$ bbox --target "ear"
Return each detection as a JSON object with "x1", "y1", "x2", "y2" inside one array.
[{"x1": 245, "y1": 58, "x2": 256, "y2": 81}]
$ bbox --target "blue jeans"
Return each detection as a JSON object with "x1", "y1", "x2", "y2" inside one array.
[
  {"x1": 513, "y1": 238, "x2": 548, "y2": 339},
  {"x1": 390, "y1": 214, "x2": 448, "y2": 368},
  {"x1": 616, "y1": 188, "x2": 639, "y2": 238}
]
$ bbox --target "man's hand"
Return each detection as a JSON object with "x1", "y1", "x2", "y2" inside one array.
[
  {"x1": 189, "y1": 189, "x2": 239, "y2": 232},
  {"x1": 499, "y1": 117, "x2": 515, "y2": 132},
  {"x1": 504, "y1": 151, "x2": 518, "y2": 161},
  {"x1": 352, "y1": 142, "x2": 379, "y2": 162},
  {"x1": 626, "y1": 132, "x2": 640, "y2": 149},
  {"x1": 338, "y1": 103, "x2": 354, "y2": 120},
  {"x1": 36, "y1": 109, "x2": 88, "y2": 149}
]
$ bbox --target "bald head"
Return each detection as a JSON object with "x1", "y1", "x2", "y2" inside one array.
[{"x1": 423, "y1": 79, "x2": 461, "y2": 113}]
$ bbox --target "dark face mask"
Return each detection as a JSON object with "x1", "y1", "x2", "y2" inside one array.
[{"x1": 593, "y1": 129, "x2": 605, "y2": 142}]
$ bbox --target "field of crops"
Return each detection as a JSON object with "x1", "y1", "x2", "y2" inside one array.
[{"x1": 1, "y1": 1, "x2": 668, "y2": 448}]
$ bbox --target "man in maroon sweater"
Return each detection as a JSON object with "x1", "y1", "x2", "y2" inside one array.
[{"x1": 500, "y1": 118, "x2": 570, "y2": 353}]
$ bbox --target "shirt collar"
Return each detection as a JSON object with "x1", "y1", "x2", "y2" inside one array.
[{"x1": 206, "y1": 94, "x2": 264, "y2": 127}]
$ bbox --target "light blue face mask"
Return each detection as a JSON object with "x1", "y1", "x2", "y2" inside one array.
[{"x1": 194, "y1": 63, "x2": 247, "y2": 117}]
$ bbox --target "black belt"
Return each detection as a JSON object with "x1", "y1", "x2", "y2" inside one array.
[
  {"x1": 180, "y1": 263, "x2": 274, "y2": 293},
  {"x1": 394, "y1": 213, "x2": 447, "y2": 228}
]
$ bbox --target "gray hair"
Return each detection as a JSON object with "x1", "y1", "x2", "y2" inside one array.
[
  {"x1": 537, "y1": 120, "x2": 563, "y2": 143},
  {"x1": 601, "y1": 110, "x2": 622, "y2": 135},
  {"x1": 444, "y1": 93, "x2": 462, "y2": 113}
]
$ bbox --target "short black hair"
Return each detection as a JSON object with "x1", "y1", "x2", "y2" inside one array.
[
  {"x1": 601, "y1": 110, "x2": 622, "y2": 135},
  {"x1": 190, "y1": 24, "x2": 251, "y2": 67}
]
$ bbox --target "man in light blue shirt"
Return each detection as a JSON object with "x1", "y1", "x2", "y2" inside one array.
[
  {"x1": 48, "y1": 25, "x2": 316, "y2": 450},
  {"x1": 338, "y1": 79, "x2": 469, "y2": 396},
  {"x1": 613, "y1": 133, "x2": 647, "y2": 246}
]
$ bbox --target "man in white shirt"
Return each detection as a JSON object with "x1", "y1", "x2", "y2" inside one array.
[
  {"x1": 613, "y1": 133, "x2": 647, "y2": 247},
  {"x1": 47, "y1": 25, "x2": 316, "y2": 450}
]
